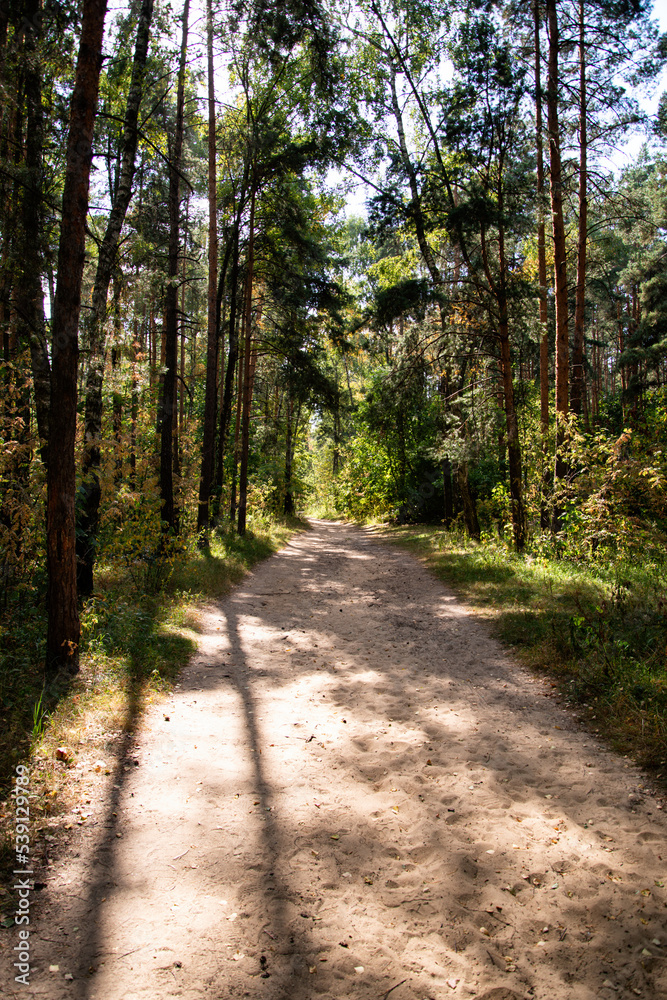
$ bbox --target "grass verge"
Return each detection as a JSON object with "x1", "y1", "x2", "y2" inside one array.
[
  {"x1": 376, "y1": 524, "x2": 667, "y2": 783},
  {"x1": 0, "y1": 516, "x2": 303, "y2": 924}
]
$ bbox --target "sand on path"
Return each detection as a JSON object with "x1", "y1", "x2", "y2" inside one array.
[{"x1": 2, "y1": 519, "x2": 666, "y2": 1000}]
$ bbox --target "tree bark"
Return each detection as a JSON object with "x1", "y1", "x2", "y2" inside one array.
[
  {"x1": 16, "y1": 0, "x2": 50, "y2": 465},
  {"x1": 47, "y1": 0, "x2": 108, "y2": 674},
  {"x1": 284, "y1": 395, "x2": 294, "y2": 515},
  {"x1": 211, "y1": 231, "x2": 237, "y2": 519},
  {"x1": 534, "y1": 0, "x2": 551, "y2": 529},
  {"x1": 229, "y1": 336, "x2": 244, "y2": 523},
  {"x1": 496, "y1": 218, "x2": 525, "y2": 551},
  {"x1": 130, "y1": 316, "x2": 139, "y2": 484},
  {"x1": 159, "y1": 0, "x2": 189, "y2": 532},
  {"x1": 571, "y1": 0, "x2": 587, "y2": 421},
  {"x1": 237, "y1": 181, "x2": 256, "y2": 536},
  {"x1": 546, "y1": 0, "x2": 570, "y2": 505},
  {"x1": 442, "y1": 459, "x2": 453, "y2": 527},
  {"x1": 197, "y1": 0, "x2": 219, "y2": 539},
  {"x1": 457, "y1": 461, "x2": 480, "y2": 541},
  {"x1": 77, "y1": 0, "x2": 154, "y2": 594}
]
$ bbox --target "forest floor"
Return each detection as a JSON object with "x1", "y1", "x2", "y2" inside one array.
[{"x1": 2, "y1": 519, "x2": 666, "y2": 1000}]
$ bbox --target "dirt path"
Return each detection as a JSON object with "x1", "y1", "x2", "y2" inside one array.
[{"x1": 3, "y1": 520, "x2": 666, "y2": 1000}]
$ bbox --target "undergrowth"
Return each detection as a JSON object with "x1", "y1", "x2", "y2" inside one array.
[{"x1": 379, "y1": 524, "x2": 667, "y2": 781}]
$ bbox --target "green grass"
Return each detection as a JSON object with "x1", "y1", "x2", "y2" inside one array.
[
  {"x1": 378, "y1": 524, "x2": 667, "y2": 781},
  {"x1": 0, "y1": 516, "x2": 302, "y2": 921}
]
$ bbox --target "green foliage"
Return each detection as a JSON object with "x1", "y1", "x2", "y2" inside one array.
[
  {"x1": 332, "y1": 435, "x2": 396, "y2": 520},
  {"x1": 100, "y1": 487, "x2": 184, "y2": 593}
]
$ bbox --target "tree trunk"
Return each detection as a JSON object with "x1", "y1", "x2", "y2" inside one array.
[
  {"x1": 498, "y1": 315, "x2": 525, "y2": 550},
  {"x1": 497, "y1": 199, "x2": 525, "y2": 551},
  {"x1": 196, "y1": 0, "x2": 219, "y2": 540},
  {"x1": 457, "y1": 461, "x2": 480, "y2": 541},
  {"x1": 15, "y1": 0, "x2": 50, "y2": 465},
  {"x1": 237, "y1": 181, "x2": 256, "y2": 536},
  {"x1": 130, "y1": 316, "x2": 139, "y2": 485},
  {"x1": 332, "y1": 394, "x2": 340, "y2": 475},
  {"x1": 213, "y1": 180, "x2": 248, "y2": 520},
  {"x1": 534, "y1": 0, "x2": 551, "y2": 529},
  {"x1": 47, "y1": 0, "x2": 108, "y2": 674},
  {"x1": 284, "y1": 395, "x2": 294, "y2": 515},
  {"x1": 77, "y1": 0, "x2": 154, "y2": 594},
  {"x1": 159, "y1": 0, "x2": 189, "y2": 533},
  {"x1": 229, "y1": 338, "x2": 244, "y2": 523},
  {"x1": 212, "y1": 233, "x2": 239, "y2": 519},
  {"x1": 546, "y1": 0, "x2": 569, "y2": 507},
  {"x1": 571, "y1": 0, "x2": 587, "y2": 421},
  {"x1": 110, "y1": 278, "x2": 123, "y2": 484},
  {"x1": 442, "y1": 458, "x2": 453, "y2": 527}
]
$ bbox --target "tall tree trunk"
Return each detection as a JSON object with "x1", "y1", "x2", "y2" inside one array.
[
  {"x1": 209, "y1": 239, "x2": 233, "y2": 509},
  {"x1": 237, "y1": 181, "x2": 256, "y2": 536},
  {"x1": 442, "y1": 458, "x2": 453, "y2": 527},
  {"x1": 332, "y1": 394, "x2": 341, "y2": 475},
  {"x1": 498, "y1": 314, "x2": 525, "y2": 550},
  {"x1": 111, "y1": 277, "x2": 123, "y2": 484},
  {"x1": 546, "y1": 0, "x2": 569, "y2": 518},
  {"x1": 130, "y1": 316, "x2": 139, "y2": 485},
  {"x1": 15, "y1": 0, "x2": 50, "y2": 465},
  {"x1": 212, "y1": 235, "x2": 238, "y2": 517},
  {"x1": 77, "y1": 0, "x2": 154, "y2": 595},
  {"x1": 159, "y1": 0, "x2": 189, "y2": 532},
  {"x1": 197, "y1": 0, "x2": 219, "y2": 539},
  {"x1": 284, "y1": 395, "x2": 294, "y2": 515},
  {"x1": 178, "y1": 192, "x2": 189, "y2": 449},
  {"x1": 483, "y1": 196, "x2": 525, "y2": 551},
  {"x1": 213, "y1": 180, "x2": 248, "y2": 521},
  {"x1": 457, "y1": 461, "x2": 480, "y2": 541},
  {"x1": 534, "y1": 0, "x2": 551, "y2": 529},
  {"x1": 571, "y1": 0, "x2": 587, "y2": 421},
  {"x1": 229, "y1": 338, "x2": 244, "y2": 523},
  {"x1": 47, "y1": 0, "x2": 108, "y2": 674}
]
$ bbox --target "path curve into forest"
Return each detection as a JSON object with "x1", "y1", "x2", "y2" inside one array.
[{"x1": 4, "y1": 519, "x2": 667, "y2": 1000}]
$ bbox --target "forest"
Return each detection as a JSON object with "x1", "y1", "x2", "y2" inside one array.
[{"x1": 2, "y1": 0, "x2": 667, "y2": 801}]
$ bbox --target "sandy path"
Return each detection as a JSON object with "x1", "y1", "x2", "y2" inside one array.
[{"x1": 3, "y1": 519, "x2": 666, "y2": 1000}]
